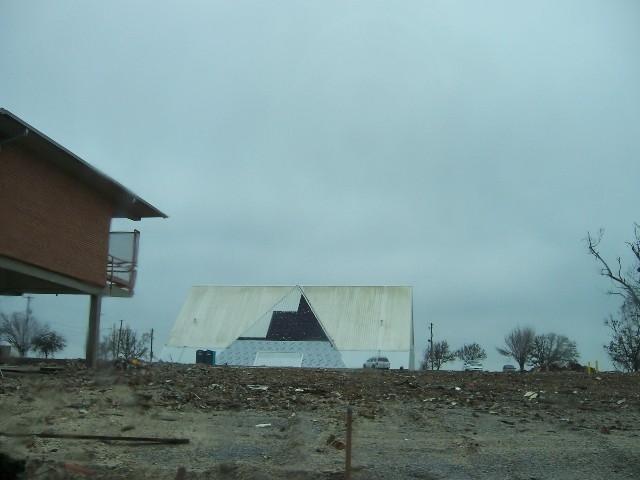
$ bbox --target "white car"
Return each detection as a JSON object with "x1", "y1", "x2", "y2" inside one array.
[
  {"x1": 363, "y1": 356, "x2": 391, "y2": 369},
  {"x1": 463, "y1": 361, "x2": 483, "y2": 372}
]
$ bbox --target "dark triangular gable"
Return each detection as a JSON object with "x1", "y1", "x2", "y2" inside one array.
[{"x1": 266, "y1": 295, "x2": 328, "y2": 341}]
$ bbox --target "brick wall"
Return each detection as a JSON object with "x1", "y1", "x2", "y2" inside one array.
[{"x1": 0, "y1": 144, "x2": 113, "y2": 287}]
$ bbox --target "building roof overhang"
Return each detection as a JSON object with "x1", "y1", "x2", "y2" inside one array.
[{"x1": 0, "y1": 108, "x2": 167, "y2": 220}]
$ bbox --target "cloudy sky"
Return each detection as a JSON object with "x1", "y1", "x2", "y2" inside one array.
[{"x1": 1, "y1": 1, "x2": 639, "y2": 370}]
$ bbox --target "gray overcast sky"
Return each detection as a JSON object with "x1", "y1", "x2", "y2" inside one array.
[{"x1": 1, "y1": 1, "x2": 639, "y2": 369}]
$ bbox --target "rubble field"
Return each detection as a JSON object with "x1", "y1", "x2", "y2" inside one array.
[{"x1": 1, "y1": 363, "x2": 639, "y2": 479}]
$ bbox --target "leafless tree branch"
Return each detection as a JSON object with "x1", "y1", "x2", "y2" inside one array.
[{"x1": 586, "y1": 229, "x2": 640, "y2": 308}]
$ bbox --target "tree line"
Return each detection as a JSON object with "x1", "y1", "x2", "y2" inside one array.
[
  {"x1": 421, "y1": 330, "x2": 579, "y2": 372},
  {"x1": 420, "y1": 224, "x2": 640, "y2": 373},
  {"x1": 0, "y1": 307, "x2": 151, "y2": 362}
]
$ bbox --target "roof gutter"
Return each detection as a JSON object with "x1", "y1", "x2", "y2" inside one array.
[{"x1": 0, "y1": 108, "x2": 167, "y2": 220}]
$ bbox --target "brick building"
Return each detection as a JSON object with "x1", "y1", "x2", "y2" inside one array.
[{"x1": 0, "y1": 109, "x2": 165, "y2": 366}]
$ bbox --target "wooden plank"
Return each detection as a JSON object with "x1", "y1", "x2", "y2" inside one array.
[{"x1": 0, "y1": 432, "x2": 189, "y2": 445}]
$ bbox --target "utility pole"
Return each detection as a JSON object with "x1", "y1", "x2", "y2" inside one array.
[
  {"x1": 428, "y1": 322, "x2": 434, "y2": 371},
  {"x1": 116, "y1": 320, "x2": 124, "y2": 359},
  {"x1": 23, "y1": 295, "x2": 34, "y2": 356},
  {"x1": 24, "y1": 295, "x2": 34, "y2": 322},
  {"x1": 149, "y1": 328, "x2": 154, "y2": 363}
]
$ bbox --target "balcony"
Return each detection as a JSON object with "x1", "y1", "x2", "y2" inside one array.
[{"x1": 106, "y1": 230, "x2": 139, "y2": 297}]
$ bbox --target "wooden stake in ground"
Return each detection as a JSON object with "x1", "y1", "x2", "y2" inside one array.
[{"x1": 345, "y1": 406, "x2": 353, "y2": 480}]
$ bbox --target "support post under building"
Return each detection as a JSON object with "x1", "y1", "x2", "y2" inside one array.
[{"x1": 86, "y1": 295, "x2": 102, "y2": 368}]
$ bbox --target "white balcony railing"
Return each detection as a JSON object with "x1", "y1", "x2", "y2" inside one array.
[{"x1": 106, "y1": 230, "x2": 139, "y2": 297}]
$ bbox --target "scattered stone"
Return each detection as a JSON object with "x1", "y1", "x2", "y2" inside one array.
[
  {"x1": 325, "y1": 433, "x2": 345, "y2": 449},
  {"x1": 248, "y1": 385, "x2": 269, "y2": 391}
]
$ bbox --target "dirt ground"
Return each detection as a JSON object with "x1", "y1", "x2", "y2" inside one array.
[{"x1": 1, "y1": 362, "x2": 639, "y2": 479}]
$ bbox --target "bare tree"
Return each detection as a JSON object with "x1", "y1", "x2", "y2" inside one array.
[
  {"x1": 497, "y1": 327, "x2": 535, "y2": 372},
  {"x1": 586, "y1": 226, "x2": 640, "y2": 308},
  {"x1": 32, "y1": 329, "x2": 66, "y2": 359},
  {"x1": 120, "y1": 328, "x2": 150, "y2": 361},
  {"x1": 422, "y1": 340, "x2": 456, "y2": 370},
  {"x1": 605, "y1": 299, "x2": 640, "y2": 372},
  {"x1": 455, "y1": 342, "x2": 487, "y2": 363},
  {"x1": 530, "y1": 333, "x2": 578, "y2": 370},
  {"x1": 0, "y1": 312, "x2": 42, "y2": 357},
  {"x1": 98, "y1": 328, "x2": 119, "y2": 360},
  {"x1": 99, "y1": 325, "x2": 149, "y2": 361},
  {"x1": 587, "y1": 225, "x2": 640, "y2": 372}
]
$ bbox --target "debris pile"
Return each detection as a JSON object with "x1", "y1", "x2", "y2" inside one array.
[{"x1": 2, "y1": 362, "x2": 639, "y2": 428}]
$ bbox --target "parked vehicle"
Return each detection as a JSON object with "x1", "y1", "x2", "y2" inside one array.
[
  {"x1": 502, "y1": 364, "x2": 517, "y2": 373},
  {"x1": 463, "y1": 361, "x2": 483, "y2": 372},
  {"x1": 363, "y1": 356, "x2": 390, "y2": 369}
]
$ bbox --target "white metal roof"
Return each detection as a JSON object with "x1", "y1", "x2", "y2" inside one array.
[{"x1": 166, "y1": 285, "x2": 413, "y2": 352}]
